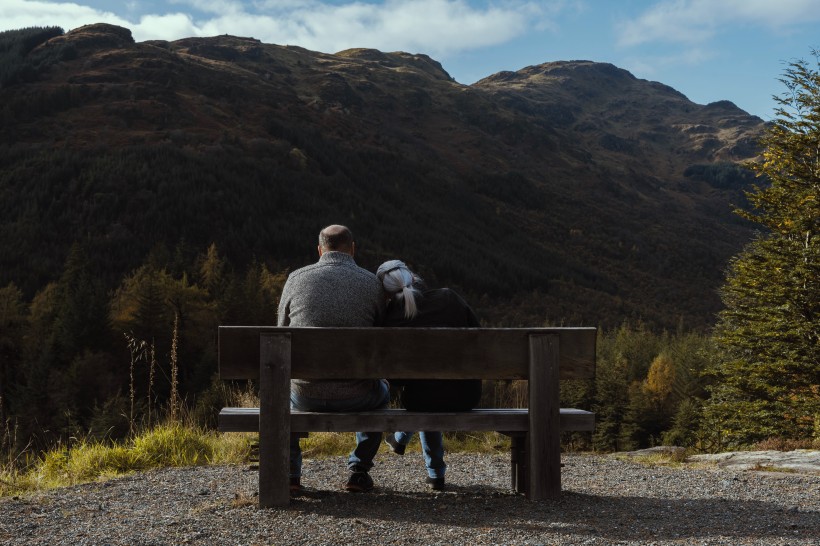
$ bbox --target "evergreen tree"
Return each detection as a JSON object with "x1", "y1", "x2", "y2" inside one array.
[
  {"x1": 49, "y1": 243, "x2": 111, "y2": 364},
  {"x1": 12, "y1": 244, "x2": 111, "y2": 447},
  {"x1": 110, "y1": 264, "x2": 173, "y2": 343},
  {"x1": 0, "y1": 283, "x2": 26, "y2": 415},
  {"x1": 706, "y1": 51, "x2": 820, "y2": 446},
  {"x1": 591, "y1": 322, "x2": 665, "y2": 450},
  {"x1": 165, "y1": 272, "x2": 216, "y2": 394},
  {"x1": 663, "y1": 398, "x2": 705, "y2": 448},
  {"x1": 218, "y1": 260, "x2": 283, "y2": 326},
  {"x1": 591, "y1": 353, "x2": 631, "y2": 451}
]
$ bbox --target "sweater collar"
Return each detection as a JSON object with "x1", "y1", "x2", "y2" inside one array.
[{"x1": 319, "y1": 251, "x2": 356, "y2": 265}]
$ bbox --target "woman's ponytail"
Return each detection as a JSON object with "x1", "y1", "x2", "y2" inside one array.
[{"x1": 377, "y1": 259, "x2": 421, "y2": 319}]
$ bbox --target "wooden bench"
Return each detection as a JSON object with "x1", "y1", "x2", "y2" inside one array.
[{"x1": 217, "y1": 326, "x2": 596, "y2": 507}]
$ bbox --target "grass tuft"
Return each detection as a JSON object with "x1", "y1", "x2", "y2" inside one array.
[
  {"x1": 751, "y1": 463, "x2": 798, "y2": 474},
  {"x1": 231, "y1": 490, "x2": 258, "y2": 508},
  {"x1": 752, "y1": 437, "x2": 820, "y2": 451},
  {"x1": 132, "y1": 424, "x2": 215, "y2": 466},
  {"x1": 0, "y1": 424, "x2": 252, "y2": 497},
  {"x1": 614, "y1": 448, "x2": 690, "y2": 467}
]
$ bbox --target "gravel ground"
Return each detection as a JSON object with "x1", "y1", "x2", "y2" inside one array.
[{"x1": 1, "y1": 452, "x2": 818, "y2": 545}]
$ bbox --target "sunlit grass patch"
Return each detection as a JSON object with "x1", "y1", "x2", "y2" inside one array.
[
  {"x1": 133, "y1": 424, "x2": 216, "y2": 467},
  {"x1": 38, "y1": 442, "x2": 142, "y2": 486},
  {"x1": 613, "y1": 446, "x2": 689, "y2": 467},
  {"x1": 300, "y1": 432, "x2": 354, "y2": 458},
  {"x1": 0, "y1": 424, "x2": 253, "y2": 497}
]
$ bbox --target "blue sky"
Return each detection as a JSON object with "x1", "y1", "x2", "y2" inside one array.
[{"x1": 2, "y1": 0, "x2": 819, "y2": 120}]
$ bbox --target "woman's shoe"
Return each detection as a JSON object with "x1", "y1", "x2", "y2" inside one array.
[
  {"x1": 384, "y1": 434, "x2": 406, "y2": 455},
  {"x1": 426, "y1": 476, "x2": 445, "y2": 490}
]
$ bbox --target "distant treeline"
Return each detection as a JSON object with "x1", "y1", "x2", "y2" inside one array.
[
  {"x1": 1, "y1": 239, "x2": 728, "y2": 455},
  {"x1": 0, "y1": 138, "x2": 726, "y2": 332},
  {"x1": 0, "y1": 242, "x2": 284, "y2": 452},
  {"x1": 0, "y1": 26, "x2": 70, "y2": 88}
]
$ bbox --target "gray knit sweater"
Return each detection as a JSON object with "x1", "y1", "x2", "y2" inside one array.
[{"x1": 277, "y1": 251, "x2": 385, "y2": 400}]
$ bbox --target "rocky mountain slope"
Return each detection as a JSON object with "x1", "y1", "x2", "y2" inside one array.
[{"x1": 0, "y1": 23, "x2": 768, "y2": 329}]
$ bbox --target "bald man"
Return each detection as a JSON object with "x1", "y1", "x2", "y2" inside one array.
[{"x1": 277, "y1": 225, "x2": 388, "y2": 493}]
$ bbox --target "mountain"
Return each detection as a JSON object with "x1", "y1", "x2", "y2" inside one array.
[{"x1": 0, "y1": 24, "x2": 767, "y2": 330}]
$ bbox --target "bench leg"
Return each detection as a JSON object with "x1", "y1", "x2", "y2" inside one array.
[
  {"x1": 258, "y1": 333, "x2": 292, "y2": 508},
  {"x1": 509, "y1": 433, "x2": 527, "y2": 494},
  {"x1": 528, "y1": 334, "x2": 561, "y2": 501}
]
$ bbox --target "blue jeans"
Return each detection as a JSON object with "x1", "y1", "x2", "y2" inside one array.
[
  {"x1": 289, "y1": 380, "x2": 390, "y2": 478},
  {"x1": 392, "y1": 431, "x2": 446, "y2": 479}
]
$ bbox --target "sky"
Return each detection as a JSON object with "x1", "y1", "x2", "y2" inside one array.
[{"x1": 2, "y1": 0, "x2": 819, "y2": 120}]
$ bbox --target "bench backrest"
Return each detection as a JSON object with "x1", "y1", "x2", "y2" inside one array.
[{"x1": 218, "y1": 326, "x2": 596, "y2": 381}]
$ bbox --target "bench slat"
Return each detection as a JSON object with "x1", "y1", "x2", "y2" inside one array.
[
  {"x1": 219, "y1": 407, "x2": 595, "y2": 433},
  {"x1": 218, "y1": 327, "x2": 596, "y2": 381}
]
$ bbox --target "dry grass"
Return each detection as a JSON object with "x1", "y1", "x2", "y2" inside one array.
[
  {"x1": 445, "y1": 431, "x2": 511, "y2": 453},
  {"x1": 301, "y1": 432, "x2": 356, "y2": 457},
  {"x1": 231, "y1": 490, "x2": 258, "y2": 508},
  {"x1": 614, "y1": 447, "x2": 690, "y2": 467},
  {"x1": 750, "y1": 463, "x2": 798, "y2": 474},
  {"x1": 295, "y1": 430, "x2": 511, "y2": 459},
  {"x1": 0, "y1": 424, "x2": 252, "y2": 498},
  {"x1": 752, "y1": 437, "x2": 820, "y2": 451}
]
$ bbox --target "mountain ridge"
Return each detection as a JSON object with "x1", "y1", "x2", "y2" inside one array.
[{"x1": 0, "y1": 23, "x2": 768, "y2": 329}]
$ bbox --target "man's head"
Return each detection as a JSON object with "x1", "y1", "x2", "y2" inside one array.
[{"x1": 318, "y1": 224, "x2": 355, "y2": 256}]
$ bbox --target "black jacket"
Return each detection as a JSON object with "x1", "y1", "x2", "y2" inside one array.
[{"x1": 382, "y1": 287, "x2": 482, "y2": 411}]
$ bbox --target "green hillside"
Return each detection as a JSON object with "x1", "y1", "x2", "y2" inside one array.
[{"x1": 0, "y1": 24, "x2": 765, "y2": 330}]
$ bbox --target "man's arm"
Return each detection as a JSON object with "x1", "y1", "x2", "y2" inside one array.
[{"x1": 277, "y1": 277, "x2": 293, "y2": 326}]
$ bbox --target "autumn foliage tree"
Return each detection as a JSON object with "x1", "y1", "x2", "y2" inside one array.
[{"x1": 706, "y1": 50, "x2": 820, "y2": 446}]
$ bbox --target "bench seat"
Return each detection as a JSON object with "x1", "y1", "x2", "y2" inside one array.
[{"x1": 219, "y1": 407, "x2": 595, "y2": 433}]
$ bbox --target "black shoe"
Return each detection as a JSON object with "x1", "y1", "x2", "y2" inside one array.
[
  {"x1": 289, "y1": 477, "x2": 304, "y2": 496},
  {"x1": 345, "y1": 472, "x2": 374, "y2": 492},
  {"x1": 426, "y1": 476, "x2": 445, "y2": 491},
  {"x1": 385, "y1": 434, "x2": 406, "y2": 455}
]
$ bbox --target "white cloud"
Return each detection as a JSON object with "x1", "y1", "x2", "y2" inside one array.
[
  {"x1": 621, "y1": 46, "x2": 715, "y2": 78},
  {"x1": 192, "y1": 0, "x2": 540, "y2": 56},
  {"x1": 1, "y1": 0, "x2": 555, "y2": 58},
  {"x1": 617, "y1": 0, "x2": 820, "y2": 47},
  {"x1": 133, "y1": 13, "x2": 200, "y2": 42},
  {"x1": 169, "y1": 0, "x2": 246, "y2": 16}
]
